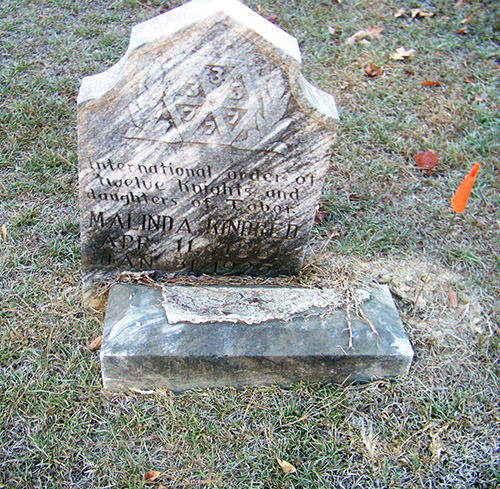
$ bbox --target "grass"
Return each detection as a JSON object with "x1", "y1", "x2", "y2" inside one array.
[{"x1": 1, "y1": 0, "x2": 499, "y2": 487}]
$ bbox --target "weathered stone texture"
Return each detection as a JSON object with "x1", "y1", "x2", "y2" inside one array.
[
  {"x1": 101, "y1": 284, "x2": 414, "y2": 392},
  {"x1": 78, "y1": 0, "x2": 338, "y2": 282}
]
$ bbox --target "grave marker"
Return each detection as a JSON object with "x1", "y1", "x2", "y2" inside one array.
[
  {"x1": 78, "y1": 0, "x2": 413, "y2": 391},
  {"x1": 78, "y1": 0, "x2": 338, "y2": 293}
]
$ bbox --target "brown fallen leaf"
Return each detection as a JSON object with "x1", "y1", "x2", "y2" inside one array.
[
  {"x1": 276, "y1": 457, "x2": 297, "y2": 474},
  {"x1": 457, "y1": 26, "x2": 469, "y2": 34},
  {"x1": 88, "y1": 335, "x2": 103, "y2": 351},
  {"x1": 391, "y1": 46, "x2": 416, "y2": 60},
  {"x1": 416, "y1": 149, "x2": 438, "y2": 175},
  {"x1": 405, "y1": 69, "x2": 416, "y2": 75},
  {"x1": 454, "y1": 0, "x2": 467, "y2": 8},
  {"x1": 1, "y1": 224, "x2": 6, "y2": 242},
  {"x1": 365, "y1": 63, "x2": 383, "y2": 77},
  {"x1": 411, "y1": 8, "x2": 435, "y2": 19},
  {"x1": 314, "y1": 210, "x2": 328, "y2": 225},
  {"x1": 339, "y1": 80, "x2": 350, "y2": 89},
  {"x1": 367, "y1": 26, "x2": 384, "y2": 39},
  {"x1": 267, "y1": 14, "x2": 279, "y2": 24},
  {"x1": 448, "y1": 287, "x2": 458, "y2": 308},
  {"x1": 461, "y1": 14, "x2": 471, "y2": 25},
  {"x1": 345, "y1": 26, "x2": 383, "y2": 45},
  {"x1": 144, "y1": 470, "x2": 162, "y2": 482},
  {"x1": 394, "y1": 8, "x2": 406, "y2": 18},
  {"x1": 421, "y1": 80, "x2": 441, "y2": 86}
]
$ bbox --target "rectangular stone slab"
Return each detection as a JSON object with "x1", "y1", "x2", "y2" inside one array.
[{"x1": 101, "y1": 283, "x2": 413, "y2": 392}]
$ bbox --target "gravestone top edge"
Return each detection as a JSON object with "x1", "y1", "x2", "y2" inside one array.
[{"x1": 78, "y1": 0, "x2": 301, "y2": 105}]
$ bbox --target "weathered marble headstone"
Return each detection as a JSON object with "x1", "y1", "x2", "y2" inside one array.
[
  {"x1": 79, "y1": 0, "x2": 414, "y2": 391},
  {"x1": 78, "y1": 0, "x2": 338, "y2": 296}
]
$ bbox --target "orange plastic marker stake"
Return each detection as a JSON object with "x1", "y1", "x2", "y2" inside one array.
[
  {"x1": 451, "y1": 163, "x2": 480, "y2": 213},
  {"x1": 412, "y1": 163, "x2": 481, "y2": 318}
]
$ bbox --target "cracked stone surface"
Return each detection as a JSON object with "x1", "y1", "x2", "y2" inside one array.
[
  {"x1": 78, "y1": 0, "x2": 338, "y2": 292},
  {"x1": 101, "y1": 284, "x2": 414, "y2": 392},
  {"x1": 161, "y1": 285, "x2": 371, "y2": 324}
]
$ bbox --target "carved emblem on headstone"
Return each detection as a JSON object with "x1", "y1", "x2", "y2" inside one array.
[{"x1": 126, "y1": 57, "x2": 291, "y2": 153}]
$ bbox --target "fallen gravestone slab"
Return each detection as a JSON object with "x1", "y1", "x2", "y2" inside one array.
[{"x1": 101, "y1": 283, "x2": 413, "y2": 391}]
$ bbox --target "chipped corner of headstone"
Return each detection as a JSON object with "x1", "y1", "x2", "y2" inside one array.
[{"x1": 299, "y1": 74, "x2": 339, "y2": 122}]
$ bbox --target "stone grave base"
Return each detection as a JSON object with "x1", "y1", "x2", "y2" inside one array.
[{"x1": 101, "y1": 283, "x2": 413, "y2": 392}]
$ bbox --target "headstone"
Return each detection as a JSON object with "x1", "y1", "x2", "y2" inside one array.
[
  {"x1": 78, "y1": 0, "x2": 338, "y2": 300},
  {"x1": 79, "y1": 0, "x2": 414, "y2": 391}
]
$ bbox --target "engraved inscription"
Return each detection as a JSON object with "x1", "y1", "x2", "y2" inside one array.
[{"x1": 78, "y1": 10, "x2": 338, "y2": 278}]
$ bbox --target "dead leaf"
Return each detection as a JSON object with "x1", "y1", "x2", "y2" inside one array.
[
  {"x1": 276, "y1": 457, "x2": 297, "y2": 474},
  {"x1": 365, "y1": 63, "x2": 383, "y2": 77},
  {"x1": 405, "y1": 69, "x2": 416, "y2": 75},
  {"x1": 315, "y1": 210, "x2": 328, "y2": 225},
  {"x1": 267, "y1": 14, "x2": 279, "y2": 24},
  {"x1": 327, "y1": 229, "x2": 341, "y2": 239},
  {"x1": 339, "y1": 80, "x2": 350, "y2": 89},
  {"x1": 367, "y1": 26, "x2": 384, "y2": 39},
  {"x1": 454, "y1": 0, "x2": 467, "y2": 8},
  {"x1": 457, "y1": 26, "x2": 469, "y2": 34},
  {"x1": 441, "y1": 15, "x2": 451, "y2": 21},
  {"x1": 460, "y1": 15, "x2": 471, "y2": 25},
  {"x1": 345, "y1": 30, "x2": 368, "y2": 45},
  {"x1": 391, "y1": 46, "x2": 416, "y2": 60},
  {"x1": 144, "y1": 470, "x2": 162, "y2": 482},
  {"x1": 416, "y1": 149, "x2": 438, "y2": 175},
  {"x1": 331, "y1": 0, "x2": 342, "y2": 3},
  {"x1": 448, "y1": 288, "x2": 458, "y2": 308},
  {"x1": 421, "y1": 80, "x2": 441, "y2": 86},
  {"x1": 1, "y1": 224, "x2": 6, "y2": 242},
  {"x1": 411, "y1": 8, "x2": 435, "y2": 19},
  {"x1": 394, "y1": 8, "x2": 406, "y2": 18},
  {"x1": 345, "y1": 27, "x2": 383, "y2": 45},
  {"x1": 88, "y1": 335, "x2": 103, "y2": 351},
  {"x1": 435, "y1": 51, "x2": 446, "y2": 57}
]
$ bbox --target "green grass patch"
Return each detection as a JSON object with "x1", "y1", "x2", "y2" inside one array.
[{"x1": 0, "y1": 0, "x2": 499, "y2": 487}]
